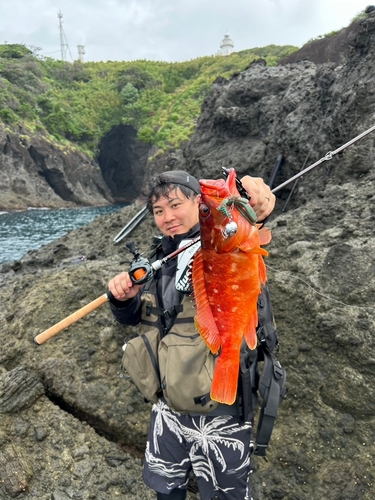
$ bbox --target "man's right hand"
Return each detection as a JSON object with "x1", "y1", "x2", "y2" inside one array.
[{"x1": 108, "y1": 272, "x2": 142, "y2": 301}]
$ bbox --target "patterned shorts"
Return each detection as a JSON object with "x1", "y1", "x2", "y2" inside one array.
[{"x1": 143, "y1": 400, "x2": 254, "y2": 500}]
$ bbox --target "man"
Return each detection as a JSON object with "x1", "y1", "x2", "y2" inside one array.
[{"x1": 108, "y1": 171, "x2": 275, "y2": 500}]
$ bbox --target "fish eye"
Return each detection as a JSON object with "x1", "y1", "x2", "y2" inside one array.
[{"x1": 199, "y1": 204, "x2": 211, "y2": 217}]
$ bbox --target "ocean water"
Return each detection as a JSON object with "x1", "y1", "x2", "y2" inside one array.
[{"x1": 0, "y1": 205, "x2": 126, "y2": 265}]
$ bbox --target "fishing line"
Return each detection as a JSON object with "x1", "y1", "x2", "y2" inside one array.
[
  {"x1": 282, "y1": 89, "x2": 336, "y2": 212},
  {"x1": 266, "y1": 264, "x2": 375, "y2": 311},
  {"x1": 281, "y1": 62, "x2": 365, "y2": 211}
]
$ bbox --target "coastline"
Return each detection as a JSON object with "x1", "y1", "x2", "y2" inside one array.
[{"x1": 0, "y1": 204, "x2": 127, "y2": 265}]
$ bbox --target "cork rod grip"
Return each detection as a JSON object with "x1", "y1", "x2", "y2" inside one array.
[{"x1": 34, "y1": 293, "x2": 110, "y2": 345}]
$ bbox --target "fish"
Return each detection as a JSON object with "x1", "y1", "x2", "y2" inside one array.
[{"x1": 191, "y1": 168, "x2": 271, "y2": 405}]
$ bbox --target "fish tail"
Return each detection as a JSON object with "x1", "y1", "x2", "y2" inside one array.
[{"x1": 210, "y1": 348, "x2": 240, "y2": 405}]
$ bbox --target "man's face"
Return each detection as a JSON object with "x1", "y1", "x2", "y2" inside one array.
[{"x1": 152, "y1": 187, "x2": 200, "y2": 237}]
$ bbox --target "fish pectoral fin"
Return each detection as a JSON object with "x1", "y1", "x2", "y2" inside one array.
[
  {"x1": 192, "y1": 250, "x2": 222, "y2": 354},
  {"x1": 240, "y1": 245, "x2": 269, "y2": 256}
]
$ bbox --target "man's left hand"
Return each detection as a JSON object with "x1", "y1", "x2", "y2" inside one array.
[{"x1": 240, "y1": 176, "x2": 275, "y2": 221}]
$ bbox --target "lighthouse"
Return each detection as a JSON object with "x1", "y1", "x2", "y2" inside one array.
[{"x1": 217, "y1": 32, "x2": 234, "y2": 56}]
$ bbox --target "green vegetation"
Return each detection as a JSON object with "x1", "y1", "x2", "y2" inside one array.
[
  {"x1": 304, "y1": 29, "x2": 342, "y2": 45},
  {"x1": 351, "y1": 10, "x2": 368, "y2": 23},
  {"x1": 0, "y1": 42, "x2": 298, "y2": 156}
]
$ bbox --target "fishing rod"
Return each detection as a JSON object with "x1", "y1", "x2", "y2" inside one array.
[
  {"x1": 34, "y1": 124, "x2": 375, "y2": 345},
  {"x1": 34, "y1": 237, "x2": 200, "y2": 345},
  {"x1": 271, "y1": 123, "x2": 375, "y2": 193}
]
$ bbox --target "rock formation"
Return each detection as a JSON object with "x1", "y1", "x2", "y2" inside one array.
[
  {"x1": 96, "y1": 125, "x2": 151, "y2": 204},
  {"x1": 1, "y1": 11, "x2": 375, "y2": 500},
  {"x1": 0, "y1": 125, "x2": 114, "y2": 210},
  {"x1": 168, "y1": 12, "x2": 375, "y2": 217}
]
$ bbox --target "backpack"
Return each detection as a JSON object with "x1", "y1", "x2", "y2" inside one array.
[{"x1": 248, "y1": 284, "x2": 287, "y2": 456}]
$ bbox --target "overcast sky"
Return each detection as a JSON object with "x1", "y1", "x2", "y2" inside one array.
[{"x1": 0, "y1": 0, "x2": 371, "y2": 63}]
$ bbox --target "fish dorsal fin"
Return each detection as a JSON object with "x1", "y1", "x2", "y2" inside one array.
[
  {"x1": 258, "y1": 226, "x2": 272, "y2": 246},
  {"x1": 191, "y1": 250, "x2": 221, "y2": 354}
]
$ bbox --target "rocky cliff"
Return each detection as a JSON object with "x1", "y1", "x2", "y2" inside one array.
[
  {"x1": 0, "y1": 125, "x2": 114, "y2": 210},
  {"x1": 0, "y1": 121, "x2": 156, "y2": 211},
  {"x1": 168, "y1": 13, "x2": 375, "y2": 215},
  {"x1": 1, "y1": 11, "x2": 375, "y2": 500}
]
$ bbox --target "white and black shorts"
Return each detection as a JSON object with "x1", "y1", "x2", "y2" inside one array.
[{"x1": 143, "y1": 400, "x2": 254, "y2": 500}]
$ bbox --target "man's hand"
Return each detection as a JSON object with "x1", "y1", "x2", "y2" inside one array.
[
  {"x1": 240, "y1": 176, "x2": 275, "y2": 221},
  {"x1": 108, "y1": 272, "x2": 142, "y2": 301}
]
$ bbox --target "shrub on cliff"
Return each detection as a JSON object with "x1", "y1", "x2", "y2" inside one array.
[
  {"x1": 0, "y1": 44, "x2": 32, "y2": 59},
  {"x1": 0, "y1": 43, "x2": 299, "y2": 155}
]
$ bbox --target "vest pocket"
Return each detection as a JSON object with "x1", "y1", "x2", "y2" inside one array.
[
  {"x1": 122, "y1": 329, "x2": 161, "y2": 404},
  {"x1": 158, "y1": 331, "x2": 219, "y2": 413}
]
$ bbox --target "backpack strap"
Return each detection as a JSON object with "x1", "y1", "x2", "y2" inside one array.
[
  {"x1": 140, "y1": 334, "x2": 161, "y2": 387},
  {"x1": 146, "y1": 303, "x2": 184, "y2": 319},
  {"x1": 236, "y1": 344, "x2": 258, "y2": 423},
  {"x1": 254, "y1": 345, "x2": 287, "y2": 456}
]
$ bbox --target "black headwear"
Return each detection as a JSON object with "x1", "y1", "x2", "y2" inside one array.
[{"x1": 160, "y1": 171, "x2": 201, "y2": 195}]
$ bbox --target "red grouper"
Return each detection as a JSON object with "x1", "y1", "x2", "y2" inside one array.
[{"x1": 191, "y1": 168, "x2": 272, "y2": 405}]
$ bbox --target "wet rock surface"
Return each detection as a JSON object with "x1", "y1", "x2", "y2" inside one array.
[
  {"x1": 1, "y1": 13, "x2": 375, "y2": 500},
  {"x1": 0, "y1": 204, "x2": 158, "y2": 500}
]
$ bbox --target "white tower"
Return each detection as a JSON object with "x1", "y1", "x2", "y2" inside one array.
[
  {"x1": 217, "y1": 32, "x2": 234, "y2": 56},
  {"x1": 78, "y1": 45, "x2": 85, "y2": 63}
]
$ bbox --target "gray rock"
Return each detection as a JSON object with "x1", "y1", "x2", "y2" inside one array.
[
  {"x1": 0, "y1": 444, "x2": 33, "y2": 498},
  {"x1": 0, "y1": 366, "x2": 45, "y2": 413},
  {"x1": 0, "y1": 125, "x2": 114, "y2": 211}
]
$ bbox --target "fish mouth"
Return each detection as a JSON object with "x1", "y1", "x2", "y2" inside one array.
[
  {"x1": 199, "y1": 178, "x2": 227, "y2": 197},
  {"x1": 199, "y1": 178, "x2": 226, "y2": 188},
  {"x1": 199, "y1": 174, "x2": 237, "y2": 198}
]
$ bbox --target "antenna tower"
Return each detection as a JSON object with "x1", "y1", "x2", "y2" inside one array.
[{"x1": 57, "y1": 11, "x2": 73, "y2": 61}]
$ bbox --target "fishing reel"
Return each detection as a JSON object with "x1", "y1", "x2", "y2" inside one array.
[
  {"x1": 126, "y1": 237, "x2": 200, "y2": 286},
  {"x1": 126, "y1": 241, "x2": 154, "y2": 285}
]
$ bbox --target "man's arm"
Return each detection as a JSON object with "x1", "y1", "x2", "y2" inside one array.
[
  {"x1": 109, "y1": 293, "x2": 142, "y2": 326},
  {"x1": 108, "y1": 271, "x2": 143, "y2": 325}
]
